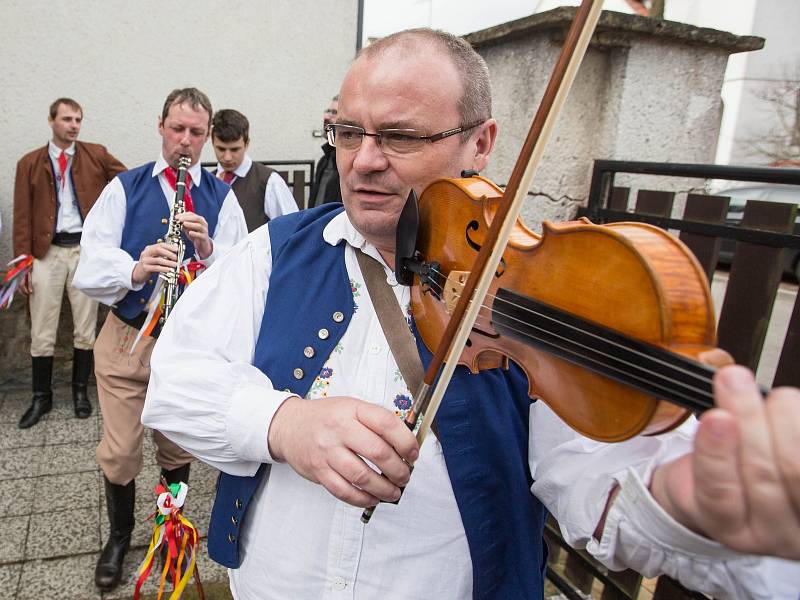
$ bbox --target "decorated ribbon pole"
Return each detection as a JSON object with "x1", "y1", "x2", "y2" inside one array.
[
  {"x1": 133, "y1": 479, "x2": 204, "y2": 600},
  {"x1": 0, "y1": 254, "x2": 33, "y2": 310}
]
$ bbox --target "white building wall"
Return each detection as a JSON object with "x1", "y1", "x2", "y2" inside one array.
[
  {"x1": 0, "y1": 0, "x2": 359, "y2": 260},
  {"x1": 724, "y1": 0, "x2": 800, "y2": 165}
]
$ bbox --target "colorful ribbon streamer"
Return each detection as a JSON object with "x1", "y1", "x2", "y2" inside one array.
[
  {"x1": 130, "y1": 260, "x2": 206, "y2": 353},
  {"x1": 133, "y1": 481, "x2": 204, "y2": 600},
  {"x1": 0, "y1": 254, "x2": 33, "y2": 310}
]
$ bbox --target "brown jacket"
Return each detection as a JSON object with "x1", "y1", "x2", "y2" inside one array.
[{"x1": 13, "y1": 141, "x2": 126, "y2": 258}]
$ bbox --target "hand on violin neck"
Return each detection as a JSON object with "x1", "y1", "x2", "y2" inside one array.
[
  {"x1": 649, "y1": 365, "x2": 800, "y2": 560},
  {"x1": 267, "y1": 395, "x2": 419, "y2": 508}
]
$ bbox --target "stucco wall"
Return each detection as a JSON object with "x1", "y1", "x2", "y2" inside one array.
[
  {"x1": 0, "y1": 0, "x2": 358, "y2": 384},
  {"x1": 465, "y1": 8, "x2": 762, "y2": 229},
  {"x1": 0, "y1": 0, "x2": 358, "y2": 262}
]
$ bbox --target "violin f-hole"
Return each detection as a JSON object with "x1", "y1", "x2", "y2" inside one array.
[{"x1": 466, "y1": 220, "x2": 506, "y2": 277}]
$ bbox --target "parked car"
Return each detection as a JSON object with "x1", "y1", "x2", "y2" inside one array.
[{"x1": 716, "y1": 184, "x2": 800, "y2": 282}]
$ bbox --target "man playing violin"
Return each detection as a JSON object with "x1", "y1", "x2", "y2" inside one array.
[{"x1": 143, "y1": 29, "x2": 800, "y2": 599}]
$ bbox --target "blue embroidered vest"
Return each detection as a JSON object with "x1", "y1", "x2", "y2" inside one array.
[
  {"x1": 207, "y1": 206, "x2": 548, "y2": 599},
  {"x1": 115, "y1": 162, "x2": 228, "y2": 318}
]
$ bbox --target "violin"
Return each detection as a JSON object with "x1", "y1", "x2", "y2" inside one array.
[{"x1": 406, "y1": 174, "x2": 716, "y2": 443}]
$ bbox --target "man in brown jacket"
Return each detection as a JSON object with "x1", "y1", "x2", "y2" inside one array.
[{"x1": 13, "y1": 97, "x2": 126, "y2": 429}]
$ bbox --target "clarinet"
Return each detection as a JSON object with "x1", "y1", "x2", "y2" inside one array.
[{"x1": 159, "y1": 155, "x2": 191, "y2": 326}]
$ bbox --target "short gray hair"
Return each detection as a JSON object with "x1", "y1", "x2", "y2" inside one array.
[{"x1": 358, "y1": 29, "x2": 492, "y2": 135}]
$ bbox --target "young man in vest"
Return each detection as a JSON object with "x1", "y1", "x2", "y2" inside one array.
[
  {"x1": 143, "y1": 32, "x2": 800, "y2": 599},
  {"x1": 13, "y1": 98, "x2": 126, "y2": 429},
  {"x1": 211, "y1": 109, "x2": 297, "y2": 232},
  {"x1": 74, "y1": 88, "x2": 247, "y2": 591}
]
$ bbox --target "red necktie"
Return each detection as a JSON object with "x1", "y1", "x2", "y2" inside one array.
[
  {"x1": 58, "y1": 151, "x2": 68, "y2": 190},
  {"x1": 163, "y1": 166, "x2": 195, "y2": 213},
  {"x1": 221, "y1": 170, "x2": 235, "y2": 184}
]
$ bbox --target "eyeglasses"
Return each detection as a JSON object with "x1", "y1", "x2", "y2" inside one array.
[{"x1": 326, "y1": 122, "x2": 483, "y2": 156}]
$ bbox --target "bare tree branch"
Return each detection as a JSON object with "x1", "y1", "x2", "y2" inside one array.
[{"x1": 741, "y1": 65, "x2": 800, "y2": 164}]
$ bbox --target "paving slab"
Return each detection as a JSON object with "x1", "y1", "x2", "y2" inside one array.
[
  {"x1": 0, "y1": 448, "x2": 40, "y2": 480},
  {"x1": 25, "y1": 508, "x2": 100, "y2": 560},
  {"x1": 32, "y1": 471, "x2": 100, "y2": 515},
  {"x1": 0, "y1": 397, "x2": 25, "y2": 425},
  {"x1": 0, "y1": 478, "x2": 35, "y2": 519},
  {"x1": 189, "y1": 461, "x2": 220, "y2": 493},
  {"x1": 0, "y1": 516, "x2": 29, "y2": 564},
  {"x1": 16, "y1": 553, "x2": 102, "y2": 600},
  {"x1": 0, "y1": 384, "x2": 226, "y2": 599},
  {"x1": 0, "y1": 424, "x2": 45, "y2": 452},
  {"x1": 1, "y1": 389, "x2": 31, "y2": 407},
  {"x1": 37, "y1": 441, "x2": 98, "y2": 477},
  {"x1": 0, "y1": 563, "x2": 22, "y2": 600},
  {"x1": 42, "y1": 416, "x2": 99, "y2": 446}
]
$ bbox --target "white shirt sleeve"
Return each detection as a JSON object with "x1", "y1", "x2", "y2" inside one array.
[
  {"x1": 201, "y1": 189, "x2": 248, "y2": 266},
  {"x1": 529, "y1": 401, "x2": 800, "y2": 599},
  {"x1": 264, "y1": 172, "x2": 299, "y2": 218},
  {"x1": 73, "y1": 178, "x2": 143, "y2": 306},
  {"x1": 142, "y1": 226, "x2": 295, "y2": 476}
]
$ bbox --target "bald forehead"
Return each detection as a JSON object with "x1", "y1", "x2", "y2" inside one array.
[
  {"x1": 346, "y1": 38, "x2": 464, "y2": 103},
  {"x1": 356, "y1": 34, "x2": 452, "y2": 73}
]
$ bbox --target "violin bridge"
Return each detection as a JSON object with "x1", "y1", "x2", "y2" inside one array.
[{"x1": 444, "y1": 271, "x2": 470, "y2": 314}]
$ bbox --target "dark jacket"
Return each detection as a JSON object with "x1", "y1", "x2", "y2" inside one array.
[
  {"x1": 13, "y1": 141, "x2": 126, "y2": 258},
  {"x1": 308, "y1": 142, "x2": 341, "y2": 207}
]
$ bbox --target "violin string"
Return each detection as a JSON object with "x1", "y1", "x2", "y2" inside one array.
[
  {"x1": 424, "y1": 266, "x2": 713, "y2": 393},
  {"x1": 484, "y1": 306, "x2": 715, "y2": 406},
  {"x1": 433, "y1": 286, "x2": 714, "y2": 407},
  {"x1": 419, "y1": 266, "x2": 715, "y2": 403}
]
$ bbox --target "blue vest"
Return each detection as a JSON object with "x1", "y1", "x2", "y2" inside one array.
[
  {"x1": 115, "y1": 162, "x2": 228, "y2": 318},
  {"x1": 207, "y1": 206, "x2": 548, "y2": 599}
]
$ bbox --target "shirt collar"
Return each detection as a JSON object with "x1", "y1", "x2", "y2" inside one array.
[
  {"x1": 153, "y1": 154, "x2": 204, "y2": 187},
  {"x1": 214, "y1": 154, "x2": 252, "y2": 179},
  {"x1": 322, "y1": 210, "x2": 389, "y2": 267},
  {"x1": 48, "y1": 141, "x2": 75, "y2": 159}
]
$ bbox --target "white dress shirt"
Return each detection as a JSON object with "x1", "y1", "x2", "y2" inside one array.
[
  {"x1": 142, "y1": 212, "x2": 800, "y2": 600},
  {"x1": 73, "y1": 155, "x2": 247, "y2": 306},
  {"x1": 215, "y1": 155, "x2": 299, "y2": 219},
  {"x1": 49, "y1": 141, "x2": 82, "y2": 233}
]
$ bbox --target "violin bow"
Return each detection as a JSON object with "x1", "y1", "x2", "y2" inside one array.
[{"x1": 363, "y1": 0, "x2": 604, "y2": 523}]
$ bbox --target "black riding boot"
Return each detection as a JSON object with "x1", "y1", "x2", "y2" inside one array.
[
  {"x1": 161, "y1": 463, "x2": 191, "y2": 487},
  {"x1": 95, "y1": 477, "x2": 135, "y2": 591},
  {"x1": 72, "y1": 348, "x2": 93, "y2": 418},
  {"x1": 159, "y1": 463, "x2": 191, "y2": 583},
  {"x1": 18, "y1": 356, "x2": 53, "y2": 429}
]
